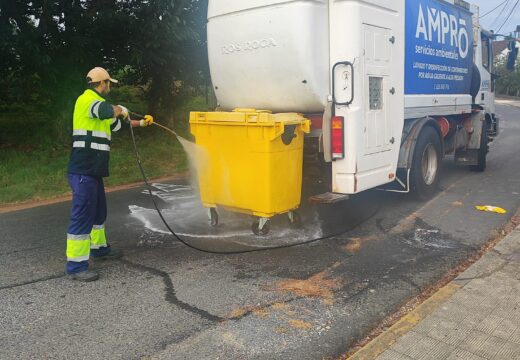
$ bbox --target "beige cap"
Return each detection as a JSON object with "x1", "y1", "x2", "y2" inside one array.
[{"x1": 86, "y1": 67, "x2": 118, "y2": 84}]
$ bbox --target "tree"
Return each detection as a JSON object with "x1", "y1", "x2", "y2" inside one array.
[
  {"x1": 0, "y1": 0, "x2": 209, "y2": 139},
  {"x1": 123, "y1": 0, "x2": 209, "y2": 116},
  {"x1": 495, "y1": 54, "x2": 520, "y2": 96}
]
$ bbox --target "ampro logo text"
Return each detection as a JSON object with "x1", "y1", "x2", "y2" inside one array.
[{"x1": 415, "y1": 3, "x2": 470, "y2": 59}]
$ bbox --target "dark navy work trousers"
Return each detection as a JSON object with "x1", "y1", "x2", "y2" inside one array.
[{"x1": 66, "y1": 174, "x2": 107, "y2": 273}]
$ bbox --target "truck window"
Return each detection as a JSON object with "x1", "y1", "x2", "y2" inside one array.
[
  {"x1": 369, "y1": 77, "x2": 383, "y2": 110},
  {"x1": 481, "y1": 36, "x2": 490, "y2": 71}
]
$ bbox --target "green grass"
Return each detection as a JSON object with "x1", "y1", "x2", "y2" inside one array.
[
  {"x1": 107, "y1": 126, "x2": 189, "y2": 186},
  {"x1": 0, "y1": 128, "x2": 188, "y2": 205},
  {"x1": 0, "y1": 95, "x2": 212, "y2": 205},
  {"x1": 0, "y1": 146, "x2": 71, "y2": 204}
]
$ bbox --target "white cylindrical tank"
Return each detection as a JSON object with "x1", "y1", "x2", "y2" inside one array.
[{"x1": 208, "y1": 0, "x2": 330, "y2": 113}]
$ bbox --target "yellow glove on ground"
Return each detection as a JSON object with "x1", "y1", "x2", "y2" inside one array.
[
  {"x1": 140, "y1": 115, "x2": 154, "y2": 127},
  {"x1": 475, "y1": 205, "x2": 507, "y2": 214}
]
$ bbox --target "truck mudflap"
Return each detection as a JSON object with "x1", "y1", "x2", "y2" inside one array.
[
  {"x1": 489, "y1": 114, "x2": 499, "y2": 138},
  {"x1": 454, "y1": 111, "x2": 487, "y2": 167},
  {"x1": 397, "y1": 117, "x2": 443, "y2": 170}
]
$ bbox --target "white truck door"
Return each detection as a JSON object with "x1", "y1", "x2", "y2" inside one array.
[
  {"x1": 363, "y1": 24, "x2": 394, "y2": 155},
  {"x1": 328, "y1": 0, "x2": 404, "y2": 194}
]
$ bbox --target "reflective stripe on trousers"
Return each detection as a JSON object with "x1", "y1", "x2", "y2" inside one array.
[
  {"x1": 66, "y1": 226, "x2": 107, "y2": 261},
  {"x1": 90, "y1": 224, "x2": 107, "y2": 249},
  {"x1": 66, "y1": 233, "x2": 90, "y2": 262}
]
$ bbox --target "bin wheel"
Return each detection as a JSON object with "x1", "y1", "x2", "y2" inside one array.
[
  {"x1": 208, "y1": 208, "x2": 219, "y2": 227},
  {"x1": 252, "y1": 219, "x2": 270, "y2": 236},
  {"x1": 287, "y1": 211, "x2": 302, "y2": 228}
]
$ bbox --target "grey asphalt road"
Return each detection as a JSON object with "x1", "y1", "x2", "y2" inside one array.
[{"x1": 1, "y1": 104, "x2": 520, "y2": 360}]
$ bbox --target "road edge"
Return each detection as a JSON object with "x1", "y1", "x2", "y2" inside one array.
[
  {"x1": 495, "y1": 97, "x2": 520, "y2": 108},
  {"x1": 0, "y1": 173, "x2": 188, "y2": 214},
  {"x1": 347, "y1": 283, "x2": 460, "y2": 360}
]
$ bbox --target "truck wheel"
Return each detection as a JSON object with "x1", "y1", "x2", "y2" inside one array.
[
  {"x1": 469, "y1": 125, "x2": 488, "y2": 172},
  {"x1": 410, "y1": 126, "x2": 442, "y2": 200}
]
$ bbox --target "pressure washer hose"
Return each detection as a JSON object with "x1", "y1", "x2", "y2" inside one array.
[
  {"x1": 128, "y1": 114, "x2": 378, "y2": 254},
  {"x1": 153, "y1": 122, "x2": 179, "y2": 137}
]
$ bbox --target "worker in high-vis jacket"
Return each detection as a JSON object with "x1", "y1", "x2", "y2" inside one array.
[{"x1": 66, "y1": 67, "x2": 154, "y2": 282}]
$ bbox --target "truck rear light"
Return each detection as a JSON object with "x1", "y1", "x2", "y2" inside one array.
[{"x1": 331, "y1": 116, "x2": 344, "y2": 160}]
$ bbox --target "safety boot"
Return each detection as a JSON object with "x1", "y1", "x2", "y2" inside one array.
[
  {"x1": 67, "y1": 270, "x2": 99, "y2": 282},
  {"x1": 92, "y1": 247, "x2": 123, "y2": 261}
]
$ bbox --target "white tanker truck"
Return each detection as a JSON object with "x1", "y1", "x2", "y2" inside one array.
[{"x1": 193, "y1": 0, "x2": 499, "y2": 233}]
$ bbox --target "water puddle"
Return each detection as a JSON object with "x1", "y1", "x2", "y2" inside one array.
[
  {"x1": 128, "y1": 133, "x2": 379, "y2": 251},
  {"x1": 401, "y1": 218, "x2": 457, "y2": 250},
  {"x1": 129, "y1": 183, "x2": 324, "y2": 251}
]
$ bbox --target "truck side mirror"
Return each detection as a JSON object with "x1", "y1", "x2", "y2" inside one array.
[{"x1": 507, "y1": 41, "x2": 518, "y2": 71}]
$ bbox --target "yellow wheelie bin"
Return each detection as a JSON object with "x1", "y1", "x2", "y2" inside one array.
[{"x1": 189, "y1": 109, "x2": 310, "y2": 235}]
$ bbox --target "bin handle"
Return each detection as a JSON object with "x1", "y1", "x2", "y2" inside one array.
[
  {"x1": 269, "y1": 120, "x2": 311, "y2": 141},
  {"x1": 302, "y1": 120, "x2": 311, "y2": 134},
  {"x1": 270, "y1": 123, "x2": 286, "y2": 141}
]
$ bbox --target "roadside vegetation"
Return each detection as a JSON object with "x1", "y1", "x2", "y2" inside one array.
[
  {"x1": 495, "y1": 58, "x2": 520, "y2": 97},
  {"x1": 0, "y1": 95, "x2": 212, "y2": 204}
]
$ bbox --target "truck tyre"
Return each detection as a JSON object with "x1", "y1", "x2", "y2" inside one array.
[
  {"x1": 469, "y1": 125, "x2": 488, "y2": 172},
  {"x1": 410, "y1": 126, "x2": 442, "y2": 201}
]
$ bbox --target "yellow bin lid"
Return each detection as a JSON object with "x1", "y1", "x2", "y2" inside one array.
[{"x1": 190, "y1": 109, "x2": 309, "y2": 127}]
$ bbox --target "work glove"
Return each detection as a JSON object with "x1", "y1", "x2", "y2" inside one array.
[
  {"x1": 118, "y1": 105, "x2": 129, "y2": 120},
  {"x1": 140, "y1": 115, "x2": 154, "y2": 127}
]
